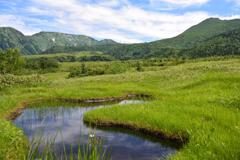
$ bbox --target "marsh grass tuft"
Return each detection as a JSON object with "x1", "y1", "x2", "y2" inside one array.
[{"x1": 25, "y1": 133, "x2": 111, "y2": 160}]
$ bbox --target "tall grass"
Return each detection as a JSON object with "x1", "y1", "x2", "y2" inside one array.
[{"x1": 25, "y1": 133, "x2": 110, "y2": 160}]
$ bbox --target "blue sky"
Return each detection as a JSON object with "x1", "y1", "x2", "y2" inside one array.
[{"x1": 0, "y1": 0, "x2": 240, "y2": 43}]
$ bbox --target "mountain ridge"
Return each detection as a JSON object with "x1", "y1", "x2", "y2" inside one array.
[
  {"x1": 1, "y1": 17, "x2": 240, "y2": 58},
  {"x1": 0, "y1": 27, "x2": 118, "y2": 54},
  {"x1": 149, "y1": 17, "x2": 240, "y2": 49}
]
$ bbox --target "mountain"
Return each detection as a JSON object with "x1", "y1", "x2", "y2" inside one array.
[
  {"x1": 99, "y1": 39, "x2": 118, "y2": 45},
  {"x1": 94, "y1": 18, "x2": 240, "y2": 59},
  {"x1": 0, "y1": 28, "x2": 118, "y2": 54},
  {"x1": 150, "y1": 18, "x2": 240, "y2": 49},
  {"x1": 0, "y1": 27, "x2": 26, "y2": 50},
  {"x1": 1, "y1": 18, "x2": 240, "y2": 58},
  {"x1": 181, "y1": 28, "x2": 240, "y2": 58},
  {"x1": 114, "y1": 17, "x2": 240, "y2": 58}
]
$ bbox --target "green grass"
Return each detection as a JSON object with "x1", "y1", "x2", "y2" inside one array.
[
  {"x1": 25, "y1": 135, "x2": 110, "y2": 160},
  {"x1": 0, "y1": 58, "x2": 239, "y2": 159}
]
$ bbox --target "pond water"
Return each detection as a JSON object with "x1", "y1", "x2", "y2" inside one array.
[{"x1": 14, "y1": 100, "x2": 178, "y2": 160}]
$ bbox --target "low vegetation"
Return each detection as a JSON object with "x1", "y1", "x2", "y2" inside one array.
[
  {"x1": 0, "y1": 74, "x2": 46, "y2": 90},
  {"x1": 0, "y1": 53, "x2": 239, "y2": 160},
  {"x1": 68, "y1": 62, "x2": 130, "y2": 78},
  {"x1": 25, "y1": 52, "x2": 114, "y2": 62},
  {"x1": 25, "y1": 136, "x2": 110, "y2": 160}
]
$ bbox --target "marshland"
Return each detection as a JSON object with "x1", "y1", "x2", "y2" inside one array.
[
  {"x1": 0, "y1": 49, "x2": 239, "y2": 159},
  {"x1": 1, "y1": 3, "x2": 240, "y2": 159}
]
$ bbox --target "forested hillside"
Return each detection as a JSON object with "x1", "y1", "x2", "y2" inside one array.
[
  {"x1": 43, "y1": 18, "x2": 240, "y2": 59},
  {"x1": 1, "y1": 18, "x2": 240, "y2": 59}
]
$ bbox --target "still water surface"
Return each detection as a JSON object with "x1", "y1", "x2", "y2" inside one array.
[{"x1": 14, "y1": 100, "x2": 177, "y2": 160}]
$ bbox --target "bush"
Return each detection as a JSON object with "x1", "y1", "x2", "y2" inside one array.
[
  {"x1": 0, "y1": 49, "x2": 25, "y2": 74},
  {"x1": 25, "y1": 58, "x2": 59, "y2": 72},
  {"x1": 79, "y1": 55, "x2": 113, "y2": 62},
  {"x1": 136, "y1": 62, "x2": 144, "y2": 72},
  {"x1": 68, "y1": 62, "x2": 128, "y2": 78}
]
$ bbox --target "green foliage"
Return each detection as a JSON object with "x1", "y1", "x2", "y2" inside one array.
[
  {"x1": 0, "y1": 58, "x2": 239, "y2": 159},
  {"x1": 25, "y1": 135, "x2": 110, "y2": 160},
  {"x1": 136, "y1": 62, "x2": 144, "y2": 72},
  {"x1": 104, "y1": 62, "x2": 128, "y2": 74},
  {"x1": 25, "y1": 57, "x2": 59, "y2": 72},
  {"x1": 0, "y1": 74, "x2": 47, "y2": 90},
  {"x1": 79, "y1": 55, "x2": 113, "y2": 62},
  {"x1": 0, "y1": 48, "x2": 24, "y2": 74},
  {"x1": 0, "y1": 121, "x2": 27, "y2": 160},
  {"x1": 25, "y1": 52, "x2": 114, "y2": 63},
  {"x1": 68, "y1": 62, "x2": 129, "y2": 78},
  {"x1": 182, "y1": 28, "x2": 240, "y2": 58}
]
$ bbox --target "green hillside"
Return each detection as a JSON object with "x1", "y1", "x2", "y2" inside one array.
[
  {"x1": 150, "y1": 18, "x2": 240, "y2": 48},
  {"x1": 0, "y1": 27, "x2": 26, "y2": 50},
  {"x1": 44, "y1": 18, "x2": 240, "y2": 59},
  {"x1": 1, "y1": 18, "x2": 240, "y2": 58},
  {"x1": 182, "y1": 28, "x2": 240, "y2": 58},
  {"x1": 0, "y1": 28, "x2": 118, "y2": 54},
  {"x1": 115, "y1": 18, "x2": 240, "y2": 58}
]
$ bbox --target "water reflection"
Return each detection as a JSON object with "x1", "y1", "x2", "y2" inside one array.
[{"x1": 14, "y1": 100, "x2": 177, "y2": 160}]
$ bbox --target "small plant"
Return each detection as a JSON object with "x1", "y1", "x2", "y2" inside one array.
[
  {"x1": 136, "y1": 62, "x2": 144, "y2": 72},
  {"x1": 81, "y1": 63, "x2": 87, "y2": 74},
  {"x1": 24, "y1": 134, "x2": 111, "y2": 160},
  {"x1": 0, "y1": 74, "x2": 47, "y2": 90}
]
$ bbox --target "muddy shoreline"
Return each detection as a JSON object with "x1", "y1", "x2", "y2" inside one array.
[
  {"x1": 5, "y1": 94, "x2": 151, "y2": 120},
  {"x1": 84, "y1": 120, "x2": 188, "y2": 145}
]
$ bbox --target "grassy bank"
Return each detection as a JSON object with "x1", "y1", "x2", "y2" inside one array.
[{"x1": 0, "y1": 58, "x2": 239, "y2": 159}]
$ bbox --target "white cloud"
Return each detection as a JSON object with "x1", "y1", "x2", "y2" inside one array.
[
  {"x1": 230, "y1": 0, "x2": 240, "y2": 5},
  {"x1": 20, "y1": 0, "x2": 212, "y2": 43},
  {"x1": 220, "y1": 15, "x2": 240, "y2": 19},
  {"x1": 150, "y1": 0, "x2": 210, "y2": 7},
  {"x1": 0, "y1": 14, "x2": 40, "y2": 35}
]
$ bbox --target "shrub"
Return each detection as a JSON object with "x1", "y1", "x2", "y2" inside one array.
[
  {"x1": 136, "y1": 62, "x2": 144, "y2": 72},
  {"x1": 0, "y1": 49, "x2": 25, "y2": 74},
  {"x1": 25, "y1": 58, "x2": 59, "y2": 72},
  {"x1": 68, "y1": 62, "x2": 128, "y2": 78}
]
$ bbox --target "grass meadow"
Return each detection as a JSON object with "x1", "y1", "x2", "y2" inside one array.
[{"x1": 0, "y1": 57, "x2": 239, "y2": 160}]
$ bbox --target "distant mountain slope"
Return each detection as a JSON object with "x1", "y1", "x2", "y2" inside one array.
[
  {"x1": 116, "y1": 18, "x2": 240, "y2": 58},
  {"x1": 181, "y1": 28, "x2": 240, "y2": 58},
  {"x1": 1, "y1": 18, "x2": 240, "y2": 58},
  {"x1": 150, "y1": 18, "x2": 240, "y2": 49},
  {"x1": 0, "y1": 27, "x2": 26, "y2": 50},
  {"x1": 0, "y1": 28, "x2": 118, "y2": 54}
]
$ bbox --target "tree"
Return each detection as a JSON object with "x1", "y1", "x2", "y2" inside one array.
[{"x1": 0, "y1": 48, "x2": 24, "y2": 74}]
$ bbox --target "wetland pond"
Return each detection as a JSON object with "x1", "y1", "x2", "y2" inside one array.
[{"x1": 14, "y1": 99, "x2": 179, "y2": 160}]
